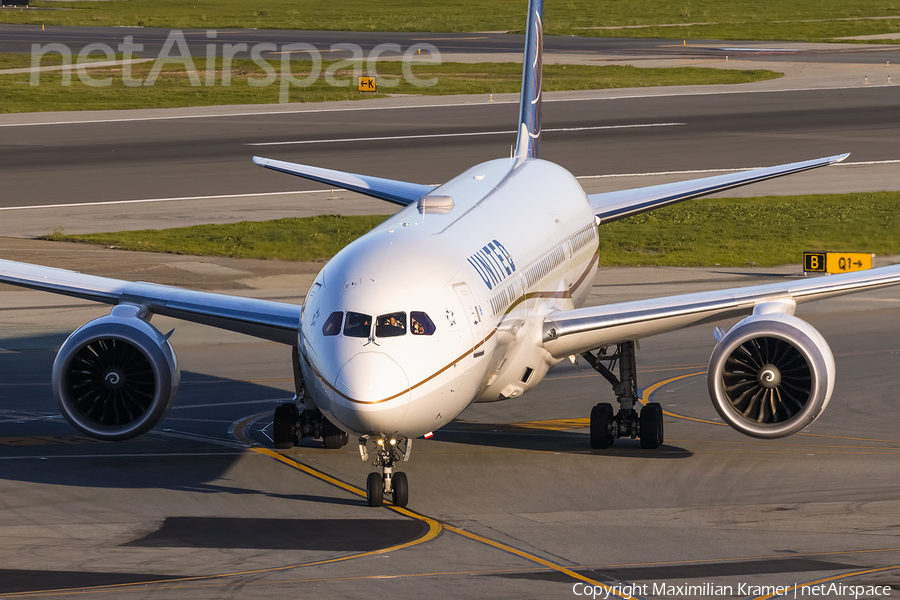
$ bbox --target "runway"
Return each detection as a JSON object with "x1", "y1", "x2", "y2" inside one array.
[
  {"x1": 3, "y1": 83, "x2": 900, "y2": 236},
  {"x1": 2, "y1": 33, "x2": 900, "y2": 598}
]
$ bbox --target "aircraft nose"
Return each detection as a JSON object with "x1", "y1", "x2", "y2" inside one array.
[{"x1": 332, "y1": 352, "x2": 410, "y2": 432}]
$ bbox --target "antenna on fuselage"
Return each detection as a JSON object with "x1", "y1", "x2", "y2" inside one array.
[{"x1": 513, "y1": 0, "x2": 544, "y2": 166}]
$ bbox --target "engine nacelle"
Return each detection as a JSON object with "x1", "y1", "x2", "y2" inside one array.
[
  {"x1": 708, "y1": 311, "x2": 835, "y2": 439},
  {"x1": 52, "y1": 305, "x2": 180, "y2": 441}
]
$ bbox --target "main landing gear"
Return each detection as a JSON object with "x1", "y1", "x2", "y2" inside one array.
[
  {"x1": 272, "y1": 347, "x2": 350, "y2": 450},
  {"x1": 360, "y1": 435, "x2": 411, "y2": 508},
  {"x1": 580, "y1": 340, "x2": 663, "y2": 450},
  {"x1": 272, "y1": 403, "x2": 349, "y2": 449}
]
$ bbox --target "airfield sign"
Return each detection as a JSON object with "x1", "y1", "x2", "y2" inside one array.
[
  {"x1": 803, "y1": 251, "x2": 873, "y2": 274},
  {"x1": 358, "y1": 76, "x2": 377, "y2": 92}
]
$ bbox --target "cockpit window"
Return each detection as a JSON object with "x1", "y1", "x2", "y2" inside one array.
[
  {"x1": 411, "y1": 311, "x2": 436, "y2": 335},
  {"x1": 344, "y1": 312, "x2": 372, "y2": 338},
  {"x1": 376, "y1": 312, "x2": 406, "y2": 338},
  {"x1": 321, "y1": 311, "x2": 343, "y2": 336}
]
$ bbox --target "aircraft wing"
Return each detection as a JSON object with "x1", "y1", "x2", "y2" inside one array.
[
  {"x1": 589, "y1": 154, "x2": 848, "y2": 224},
  {"x1": 541, "y1": 263, "x2": 900, "y2": 359},
  {"x1": 253, "y1": 156, "x2": 435, "y2": 206},
  {"x1": 0, "y1": 259, "x2": 301, "y2": 345}
]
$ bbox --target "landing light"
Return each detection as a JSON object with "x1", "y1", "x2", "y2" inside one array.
[
  {"x1": 390, "y1": 438, "x2": 397, "y2": 446},
  {"x1": 377, "y1": 439, "x2": 384, "y2": 446}
]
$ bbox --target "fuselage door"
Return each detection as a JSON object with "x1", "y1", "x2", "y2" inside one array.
[{"x1": 453, "y1": 282, "x2": 485, "y2": 357}]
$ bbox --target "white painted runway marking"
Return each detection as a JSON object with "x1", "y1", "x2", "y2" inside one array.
[
  {"x1": 246, "y1": 123, "x2": 686, "y2": 146},
  {"x1": 3, "y1": 159, "x2": 897, "y2": 212},
  {"x1": 575, "y1": 159, "x2": 900, "y2": 179},
  {"x1": 0, "y1": 189, "x2": 335, "y2": 211},
  {"x1": 171, "y1": 397, "x2": 290, "y2": 410},
  {"x1": 0, "y1": 83, "x2": 891, "y2": 128}
]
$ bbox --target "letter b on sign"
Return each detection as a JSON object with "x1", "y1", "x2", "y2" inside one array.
[{"x1": 803, "y1": 252, "x2": 825, "y2": 272}]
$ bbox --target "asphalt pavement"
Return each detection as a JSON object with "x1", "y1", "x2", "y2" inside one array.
[{"x1": 1, "y1": 31, "x2": 900, "y2": 599}]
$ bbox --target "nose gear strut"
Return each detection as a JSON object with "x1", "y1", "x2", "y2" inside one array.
[
  {"x1": 580, "y1": 340, "x2": 663, "y2": 450},
  {"x1": 361, "y1": 435, "x2": 411, "y2": 508}
]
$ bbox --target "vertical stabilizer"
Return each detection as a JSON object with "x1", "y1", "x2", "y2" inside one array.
[{"x1": 514, "y1": 0, "x2": 544, "y2": 164}]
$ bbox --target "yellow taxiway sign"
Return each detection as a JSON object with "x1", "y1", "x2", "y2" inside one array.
[
  {"x1": 804, "y1": 251, "x2": 873, "y2": 274},
  {"x1": 357, "y1": 76, "x2": 377, "y2": 92}
]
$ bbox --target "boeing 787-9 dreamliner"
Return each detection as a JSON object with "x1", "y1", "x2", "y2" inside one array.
[{"x1": 2, "y1": 0, "x2": 899, "y2": 507}]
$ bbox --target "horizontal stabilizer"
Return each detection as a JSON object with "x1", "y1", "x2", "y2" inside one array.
[
  {"x1": 589, "y1": 153, "x2": 849, "y2": 224},
  {"x1": 253, "y1": 156, "x2": 435, "y2": 207}
]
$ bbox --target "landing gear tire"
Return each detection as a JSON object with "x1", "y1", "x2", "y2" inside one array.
[
  {"x1": 366, "y1": 472, "x2": 383, "y2": 507},
  {"x1": 590, "y1": 403, "x2": 614, "y2": 449},
  {"x1": 273, "y1": 404, "x2": 295, "y2": 449},
  {"x1": 639, "y1": 403, "x2": 664, "y2": 449},
  {"x1": 322, "y1": 417, "x2": 349, "y2": 449},
  {"x1": 392, "y1": 472, "x2": 409, "y2": 508}
]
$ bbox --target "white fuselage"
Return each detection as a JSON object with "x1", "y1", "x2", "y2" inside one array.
[{"x1": 297, "y1": 157, "x2": 599, "y2": 438}]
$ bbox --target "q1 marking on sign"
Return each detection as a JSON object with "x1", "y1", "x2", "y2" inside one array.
[
  {"x1": 357, "y1": 76, "x2": 377, "y2": 92},
  {"x1": 803, "y1": 251, "x2": 873, "y2": 274}
]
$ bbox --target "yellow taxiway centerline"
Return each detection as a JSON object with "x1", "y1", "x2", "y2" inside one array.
[{"x1": 750, "y1": 563, "x2": 900, "y2": 600}]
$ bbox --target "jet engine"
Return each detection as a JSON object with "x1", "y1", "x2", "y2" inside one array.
[
  {"x1": 708, "y1": 309, "x2": 835, "y2": 439},
  {"x1": 52, "y1": 305, "x2": 180, "y2": 441}
]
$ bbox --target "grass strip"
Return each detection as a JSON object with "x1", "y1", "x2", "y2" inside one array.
[
  {"x1": 41, "y1": 192, "x2": 900, "y2": 267},
  {"x1": 4, "y1": 0, "x2": 900, "y2": 41},
  {"x1": 44, "y1": 215, "x2": 391, "y2": 263},
  {"x1": 1, "y1": 59, "x2": 780, "y2": 113},
  {"x1": 595, "y1": 192, "x2": 900, "y2": 267}
]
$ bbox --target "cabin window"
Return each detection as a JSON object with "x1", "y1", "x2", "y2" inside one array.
[
  {"x1": 321, "y1": 311, "x2": 343, "y2": 336},
  {"x1": 376, "y1": 312, "x2": 407, "y2": 337},
  {"x1": 344, "y1": 312, "x2": 372, "y2": 338},
  {"x1": 411, "y1": 311, "x2": 436, "y2": 335}
]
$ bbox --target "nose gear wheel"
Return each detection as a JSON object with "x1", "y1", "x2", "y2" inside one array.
[{"x1": 362, "y1": 435, "x2": 411, "y2": 508}]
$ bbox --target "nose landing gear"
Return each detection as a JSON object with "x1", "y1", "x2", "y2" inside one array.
[{"x1": 361, "y1": 435, "x2": 411, "y2": 507}]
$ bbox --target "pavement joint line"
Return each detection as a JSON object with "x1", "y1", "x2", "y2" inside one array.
[
  {"x1": 749, "y1": 563, "x2": 900, "y2": 600},
  {"x1": 5, "y1": 373, "x2": 896, "y2": 596},
  {"x1": 9, "y1": 548, "x2": 900, "y2": 597},
  {"x1": 5, "y1": 157, "x2": 898, "y2": 212},
  {"x1": 0, "y1": 452, "x2": 248, "y2": 461},
  {"x1": 0, "y1": 82, "x2": 893, "y2": 128},
  {"x1": 232, "y1": 408, "x2": 636, "y2": 596},
  {"x1": 154, "y1": 429, "x2": 246, "y2": 448},
  {"x1": 247, "y1": 122, "x2": 685, "y2": 146},
  {"x1": 0, "y1": 516, "x2": 442, "y2": 598},
  {"x1": 234, "y1": 371, "x2": 777, "y2": 598},
  {"x1": 639, "y1": 372, "x2": 900, "y2": 445},
  {"x1": 442, "y1": 523, "x2": 643, "y2": 598},
  {"x1": 0, "y1": 58, "x2": 153, "y2": 75},
  {"x1": 576, "y1": 159, "x2": 900, "y2": 179},
  {"x1": 0, "y1": 188, "x2": 338, "y2": 212},
  {"x1": 171, "y1": 396, "x2": 290, "y2": 411},
  {"x1": 253, "y1": 446, "x2": 637, "y2": 598}
]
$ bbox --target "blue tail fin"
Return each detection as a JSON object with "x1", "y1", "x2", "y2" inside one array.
[{"x1": 514, "y1": 0, "x2": 544, "y2": 163}]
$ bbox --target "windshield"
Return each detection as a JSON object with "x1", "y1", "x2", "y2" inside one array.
[
  {"x1": 343, "y1": 311, "x2": 372, "y2": 338},
  {"x1": 322, "y1": 311, "x2": 343, "y2": 336},
  {"x1": 411, "y1": 311, "x2": 436, "y2": 335},
  {"x1": 376, "y1": 312, "x2": 407, "y2": 338}
]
